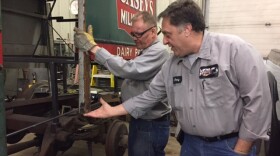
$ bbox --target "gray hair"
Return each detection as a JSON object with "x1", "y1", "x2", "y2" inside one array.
[
  {"x1": 132, "y1": 11, "x2": 157, "y2": 27},
  {"x1": 158, "y1": 0, "x2": 205, "y2": 32}
]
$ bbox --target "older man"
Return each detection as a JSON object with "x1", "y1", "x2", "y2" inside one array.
[{"x1": 74, "y1": 11, "x2": 171, "y2": 156}]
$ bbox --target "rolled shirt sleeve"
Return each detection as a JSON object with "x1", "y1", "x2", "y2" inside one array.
[
  {"x1": 94, "y1": 42, "x2": 169, "y2": 81},
  {"x1": 234, "y1": 43, "x2": 272, "y2": 141}
]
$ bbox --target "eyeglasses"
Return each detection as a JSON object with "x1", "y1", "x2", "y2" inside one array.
[{"x1": 130, "y1": 26, "x2": 156, "y2": 38}]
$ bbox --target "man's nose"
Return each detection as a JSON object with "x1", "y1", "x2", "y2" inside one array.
[
  {"x1": 131, "y1": 36, "x2": 139, "y2": 41},
  {"x1": 163, "y1": 37, "x2": 168, "y2": 45}
]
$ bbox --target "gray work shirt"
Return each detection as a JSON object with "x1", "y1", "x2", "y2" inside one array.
[
  {"x1": 123, "y1": 31, "x2": 272, "y2": 141},
  {"x1": 95, "y1": 39, "x2": 171, "y2": 119}
]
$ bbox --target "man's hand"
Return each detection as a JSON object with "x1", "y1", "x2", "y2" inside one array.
[
  {"x1": 234, "y1": 138, "x2": 253, "y2": 155},
  {"x1": 74, "y1": 25, "x2": 97, "y2": 52},
  {"x1": 84, "y1": 98, "x2": 129, "y2": 118},
  {"x1": 84, "y1": 98, "x2": 113, "y2": 118}
]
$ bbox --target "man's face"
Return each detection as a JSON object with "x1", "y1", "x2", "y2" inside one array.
[
  {"x1": 161, "y1": 18, "x2": 190, "y2": 57},
  {"x1": 130, "y1": 19, "x2": 156, "y2": 49}
]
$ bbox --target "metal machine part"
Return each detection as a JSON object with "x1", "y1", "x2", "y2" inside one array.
[
  {"x1": 2, "y1": 0, "x2": 129, "y2": 155},
  {"x1": 105, "y1": 120, "x2": 128, "y2": 156},
  {"x1": 5, "y1": 82, "x2": 128, "y2": 156}
]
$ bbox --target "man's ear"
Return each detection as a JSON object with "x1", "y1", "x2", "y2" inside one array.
[
  {"x1": 152, "y1": 27, "x2": 157, "y2": 35},
  {"x1": 184, "y1": 24, "x2": 192, "y2": 37}
]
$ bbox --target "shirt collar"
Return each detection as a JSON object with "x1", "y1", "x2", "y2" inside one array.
[
  {"x1": 139, "y1": 38, "x2": 160, "y2": 55},
  {"x1": 197, "y1": 30, "x2": 211, "y2": 60},
  {"x1": 142, "y1": 38, "x2": 159, "y2": 51}
]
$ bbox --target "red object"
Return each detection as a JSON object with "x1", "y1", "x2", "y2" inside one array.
[{"x1": 116, "y1": 0, "x2": 157, "y2": 35}]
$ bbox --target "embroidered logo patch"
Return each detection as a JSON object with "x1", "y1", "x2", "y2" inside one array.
[{"x1": 199, "y1": 64, "x2": 219, "y2": 78}]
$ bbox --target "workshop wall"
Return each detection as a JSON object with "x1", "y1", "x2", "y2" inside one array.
[{"x1": 207, "y1": 0, "x2": 280, "y2": 57}]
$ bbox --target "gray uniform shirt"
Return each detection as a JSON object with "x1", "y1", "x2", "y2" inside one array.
[
  {"x1": 95, "y1": 39, "x2": 171, "y2": 119},
  {"x1": 123, "y1": 31, "x2": 272, "y2": 141}
]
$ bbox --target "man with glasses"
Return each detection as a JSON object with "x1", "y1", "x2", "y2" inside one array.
[
  {"x1": 74, "y1": 11, "x2": 171, "y2": 156},
  {"x1": 82, "y1": 1, "x2": 272, "y2": 156},
  {"x1": 130, "y1": 25, "x2": 157, "y2": 38}
]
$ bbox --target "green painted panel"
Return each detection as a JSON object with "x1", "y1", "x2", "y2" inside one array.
[
  {"x1": 86, "y1": 0, "x2": 135, "y2": 46},
  {"x1": 0, "y1": 71, "x2": 7, "y2": 155}
]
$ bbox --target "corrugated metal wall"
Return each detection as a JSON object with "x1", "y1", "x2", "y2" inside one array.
[{"x1": 208, "y1": 0, "x2": 280, "y2": 57}]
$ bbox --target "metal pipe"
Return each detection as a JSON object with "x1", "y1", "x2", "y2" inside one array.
[
  {"x1": 3, "y1": 55, "x2": 77, "y2": 64},
  {"x1": 46, "y1": 0, "x2": 56, "y2": 20},
  {"x1": 47, "y1": 22, "x2": 76, "y2": 54},
  {"x1": 6, "y1": 108, "x2": 78, "y2": 138},
  {"x1": 62, "y1": 64, "x2": 68, "y2": 93},
  {"x1": 5, "y1": 94, "x2": 78, "y2": 110},
  {"x1": 49, "y1": 62, "x2": 60, "y2": 125},
  {"x1": 31, "y1": 34, "x2": 42, "y2": 56},
  {"x1": 32, "y1": 0, "x2": 56, "y2": 56},
  {"x1": 6, "y1": 100, "x2": 101, "y2": 138}
]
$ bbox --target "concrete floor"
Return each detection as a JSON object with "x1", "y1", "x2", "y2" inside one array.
[
  {"x1": 8, "y1": 123, "x2": 268, "y2": 156},
  {"x1": 8, "y1": 133, "x2": 268, "y2": 156},
  {"x1": 8, "y1": 133, "x2": 180, "y2": 156}
]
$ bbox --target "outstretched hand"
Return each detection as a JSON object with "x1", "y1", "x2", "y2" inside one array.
[
  {"x1": 84, "y1": 98, "x2": 129, "y2": 118},
  {"x1": 74, "y1": 25, "x2": 97, "y2": 52},
  {"x1": 84, "y1": 98, "x2": 113, "y2": 118}
]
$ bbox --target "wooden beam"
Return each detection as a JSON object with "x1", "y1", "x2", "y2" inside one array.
[{"x1": 78, "y1": 0, "x2": 91, "y2": 113}]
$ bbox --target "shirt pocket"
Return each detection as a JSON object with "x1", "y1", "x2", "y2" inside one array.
[{"x1": 201, "y1": 76, "x2": 228, "y2": 108}]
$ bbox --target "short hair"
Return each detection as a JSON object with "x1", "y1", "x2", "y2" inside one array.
[
  {"x1": 158, "y1": 0, "x2": 205, "y2": 32},
  {"x1": 132, "y1": 11, "x2": 157, "y2": 27}
]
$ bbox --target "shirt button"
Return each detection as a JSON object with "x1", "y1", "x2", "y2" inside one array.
[
  {"x1": 190, "y1": 89, "x2": 193, "y2": 92},
  {"x1": 190, "y1": 107, "x2": 193, "y2": 110},
  {"x1": 192, "y1": 125, "x2": 196, "y2": 128}
]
